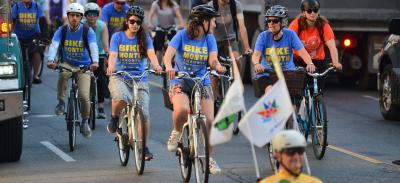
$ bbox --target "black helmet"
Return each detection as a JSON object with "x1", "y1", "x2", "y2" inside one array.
[
  {"x1": 265, "y1": 5, "x2": 288, "y2": 18},
  {"x1": 301, "y1": 0, "x2": 320, "y2": 11},
  {"x1": 126, "y1": 6, "x2": 145, "y2": 20},
  {"x1": 190, "y1": 5, "x2": 220, "y2": 19}
]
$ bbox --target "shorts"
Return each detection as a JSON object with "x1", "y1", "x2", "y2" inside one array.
[
  {"x1": 153, "y1": 29, "x2": 177, "y2": 51},
  {"x1": 217, "y1": 39, "x2": 240, "y2": 57},
  {"x1": 169, "y1": 84, "x2": 214, "y2": 101},
  {"x1": 108, "y1": 76, "x2": 150, "y2": 121}
]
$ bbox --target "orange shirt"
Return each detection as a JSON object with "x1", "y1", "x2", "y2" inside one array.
[{"x1": 289, "y1": 17, "x2": 335, "y2": 61}]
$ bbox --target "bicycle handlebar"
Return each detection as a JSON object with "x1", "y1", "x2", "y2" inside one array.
[
  {"x1": 218, "y1": 53, "x2": 250, "y2": 64},
  {"x1": 175, "y1": 71, "x2": 210, "y2": 82},
  {"x1": 113, "y1": 69, "x2": 164, "y2": 80},
  {"x1": 307, "y1": 67, "x2": 335, "y2": 78},
  {"x1": 55, "y1": 64, "x2": 91, "y2": 73},
  {"x1": 210, "y1": 70, "x2": 233, "y2": 81}
]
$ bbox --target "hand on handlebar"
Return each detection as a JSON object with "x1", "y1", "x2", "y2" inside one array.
[
  {"x1": 47, "y1": 61, "x2": 57, "y2": 70},
  {"x1": 166, "y1": 66, "x2": 176, "y2": 80},
  {"x1": 244, "y1": 48, "x2": 253, "y2": 55},
  {"x1": 216, "y1": 65, "x2": 227, "y2": 74},
  {"x1": 153, "y1": 64, "x2": 163, "y2": 75},
  {"x1": 106, "y1": 64, "x2": 115, "y2": 76},
  {"x1": 332, "y1": 62, "x2": 342, "y2": 71},
  {"x1": 255, "y1": 63, "x2": 265, "y2": 73},
  {"x1": 306, "y1": 64, "x2": 316, "y2": 73},
  {"x1": 90, "y1": 62, "x2": 99, "y2": 71}
]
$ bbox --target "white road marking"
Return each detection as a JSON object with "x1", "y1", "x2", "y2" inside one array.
[
  {"x1": 328, "y1": 145, "x2": 383, "y2": 164},
  {"x1": 363, "y1": 95, "x2": 379, "y2": 101},
  {"x1": 30, "y1": 114, "x2": 57, "y2": 118},
  {"x1": 40, "y1": 141, "x2": 76, "y2": 162}
]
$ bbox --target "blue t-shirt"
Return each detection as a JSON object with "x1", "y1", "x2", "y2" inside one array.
[
  {"x1": 254, "y1": 28, "x2": 304, "y2": 78},
  {"x1": 12, "y1": 2, "x2": 45, "y2": 39},
  {"x1": 52, "y1": 23, "x2": 97, "y2": 66},
  {"x1": 100, "y1": 2, "x2": 129, "y2": 36},
  {"x1": 169, "y1": 30, "x2": 218, "y2": 86},
  {"x1": 110, "y1": 31, "x2": 154, "y2": 82}
]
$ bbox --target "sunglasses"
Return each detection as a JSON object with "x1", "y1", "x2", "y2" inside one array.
[
  {"x1": 306, "y1": 7, "x2": 319, "y2": 14},
  {"x1": 68, "y1": 13, "x2": 82, "y2": 18},
  {"x1": 116, "y1": 1, "x2": 126, "y2": 5},
  {"x1": 85, "y1": 11, "x2": 98, "y2": 17},
  {"x1": 283, "y1": 148, "x2": 305, "y2": 156},
  {"x1": 266, "y1": 19, "x2": 280, "y2": 24},
  {"x1": 128, "y1": 19, "x2": 142, "y2": 25}
]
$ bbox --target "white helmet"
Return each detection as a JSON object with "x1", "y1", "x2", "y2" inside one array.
[
  {"x1": 272, "y1": 130, "x2": 306, "y2": 155},
  {"x1": 84, "y1": 2, "x2": 101, "y2": 14},
  {"x1": 66, "y1": 3, "x2": 85, "y2": 16}
]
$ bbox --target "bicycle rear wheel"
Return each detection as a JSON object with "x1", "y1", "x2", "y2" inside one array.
[
  {"x1": 193, "y1": 118, "x2": 209, "y2": 183},
  {"x1": 131, "y1": 107, "x2": 146, "y2": 175},
  {"x1": 310, "y1": 96, "x2": 328, "y2": 159},
  {"x1": 178, "y1": 125, "x2": 192, "y2": 183},
  {"x1": 266, "y1": 143, "x2": 279, "y2": 173},
  {"x1": 67, "y1": 97, "x2": 77, "y2": 152},
  {"x1": 23, "y1": 60, "x2": 31, "y2": 111},
  {"x1": 88, "y1": 77, "x2": 97, "y2": 130},
  {"x1": 117, "y1": 108, "x2": 130, "y2": 166}
]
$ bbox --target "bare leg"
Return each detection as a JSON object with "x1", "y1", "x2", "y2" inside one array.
[
  {"x1": 171, "y1": 94, "x2": 190, "y2": 132},
  {"x1": 32, "y1": 52, "x2": 42, "y2": 79}
]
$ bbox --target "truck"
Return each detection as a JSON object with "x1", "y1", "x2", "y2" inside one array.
[
  {"x1": 238, "y1": 0, "x2": 400, "y2": 89},
  {"x1": 0, "y1": 0, "x2": 24, "y2": 162}
]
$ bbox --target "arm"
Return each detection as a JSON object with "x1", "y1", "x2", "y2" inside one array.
[
  {"x1": 175, "y1": 8, "x2": 184, "y2": 29},
  {"x1": 252, "y1": 50, "x2": 264, "y2": 73},
  {"x1": 106, "y1": 51, "x2": 118, "y2": 76},
  {"x1": 297, "y1": 48, "x2": 315, "y2": 72},
  {"x1": 163, "y1": 45, "x2": 176, "y2": 79},
  {"x1": 147, "y1": 3, "x2": 156, "y2": 29},
  {"x1": 101, "y1": 25, "x2": 110, "y2": 53},
  {"x1": 88, "y1": 29, "x2": 99, "y2": 63},
  {"x1": 208, "y1": 51, "x2": 221, "y2": 70},
  {"x1": 237, "y1": 13, "x2": 251, "y2": 52},
  {"x1": 147, "y1": 49, "x2": 162, "y2": 73},
  {"x1": 326, "y1": 39, "x2": 342, "y2": 70}
]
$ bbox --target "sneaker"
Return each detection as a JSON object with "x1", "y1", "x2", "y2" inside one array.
[
  {"x1": 97, "y1": 108, "x2": 106, "y2": 119},
  {"x1": 167, "y1": 130, "x2": 180, "y2": 152},
  {"x1": 23, "y1": 121, "x2": 28, "y2": 129},
  {"x1": 107, "y1": 117, "x2": 118, "y2": 134},
  {"x1": 33, "y1": 78, "x2": 42, "y2": 84},
  {"x1": 209, "y1": 157, "x2": 222, "y2": 175},
  {"x1": 80, "y1": 119, "x2": 92, "y2": 138},
  {"x1": 144, "y1": 147, "x2": 154, "y2": 161},
  {"x1": 54, "y1": 100, "x2": 65, "y2": 116}
]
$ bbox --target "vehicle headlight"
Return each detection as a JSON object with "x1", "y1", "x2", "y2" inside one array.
[{"x1": 0, "y1": 63, "x2": 16, "y2": 78}]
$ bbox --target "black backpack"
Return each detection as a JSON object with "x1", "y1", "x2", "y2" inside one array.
[{"x1": 58, "y1": 24, "x2": 92, "y2": 62}]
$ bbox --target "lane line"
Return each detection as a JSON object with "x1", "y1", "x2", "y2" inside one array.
[
  {"x1": 362, "y1": 95, "x2": 379, "y2": 101},
  {"x1": 149, "y1": 80, "x2": 163, "y2": 88},
  {"x1": 328, "y1": 145, "x2": 383, "y2": 164},
  {"x1": 40, "y1": 141, "x2": 76, "y2": 162}
]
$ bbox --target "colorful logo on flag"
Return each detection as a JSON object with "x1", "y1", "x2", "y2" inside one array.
[
  {"x1": 214, "y1": 114, "x2": 236, "y2": 131},
  {"x1": 257, "y1": 100, "x2": 279, "y2": 123}
]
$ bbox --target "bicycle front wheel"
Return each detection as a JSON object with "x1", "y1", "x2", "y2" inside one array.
[
  {"x1": 67, "y1": 97, "x2": 77, "y2": 152},
  {"x1": 131, "y1": 107, "x2": 146, "y2": 175},
  {"x1": 193, "y1": 118, "x2": 209, "y2": 183},
  {"x1": 178, "y1": 125, "x2": 192, "y2": 183},
  {"x1": 117, "y1": 108, "x2": 130, "y2": 166},
  {"x1": 266, "y1": 143, "x2": 279, "y2": 173},
  {"x1": 88, "y1": 78, "x2": 97, "y2": 130},
  {"x1": 310, "y1": 96, "x2": 328, "y2": 159}
]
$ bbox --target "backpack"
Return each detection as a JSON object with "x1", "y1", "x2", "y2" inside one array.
[
  {"x1": 297, "y1": 16, "x2": 325, "y2": 44},
  {"x1": 58, "y1": 24, "x2": 92, "y2": 62},
  {"x1": 213, "y1": 0, "x2": 239, "y2": 40}
]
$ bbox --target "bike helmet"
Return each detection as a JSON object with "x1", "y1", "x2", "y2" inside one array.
[
  {"x1": 84, "y1": 2, "x2": 100, "y2": 15},
  {"x1": 272, "y1": 130, "x2": 306, "y2": 155},
  {"x1": 66, "y1": 3, "x2": 85, "y2": 16},
  {"x1": 190, "y1": 4, "x2": 220, "y2": 20},
  {"x1": 126, "y1": 5, "x2": 145, "y2": 20},
  {"x1": 265, "y1": 5, "x2": 288, "y2": 19},
  {"x1": 301, "y1": 0, "x2": 320, "y2": 11}
]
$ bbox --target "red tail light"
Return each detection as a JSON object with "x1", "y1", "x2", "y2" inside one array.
[
  {"x1": 343, "y1": 38, "x2": 352, "y2": 47},
  {"x1": 0, "y1": 21, "x2": 12, "y2": 37}
]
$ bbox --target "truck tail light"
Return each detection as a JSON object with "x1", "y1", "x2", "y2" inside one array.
[
  {"x1": 342, "y1": 37, "x2": 357, "y2": 48},
  {"x1": 0, "y1": 22, "x2": 12, "y2": 38}
]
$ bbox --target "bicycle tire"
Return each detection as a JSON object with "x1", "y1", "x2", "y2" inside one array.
[
  {"x1": 117, "y1": 108, "x2": 130, "y2": 166},
  {"x1": 297, "y1": 97, "x2": 310, "y2": 139},
  {"x1": 132, "y1": 107, "x2": 146, "y2": 175},
  {"x1": 311, "y1": 96, "x2": 328, "y2": 159},
  {"x1": 214, "y1": 77, "x2": 229, "y2": 116},
  {"x1": 67, "y1": 96, "x2": 76, "y2": 152},
  {"x1": 193, "y1": 118, "x2": 209, "y2": 183},
  {"x1": 23, "y1": 59, "x2": 31, "y2": 111},
  {"x1": 89, "y1": 78, "x2": 97, "y2": 130},
  {"x1": 178, "y1": 125, "x2": 192, "y2": 183},
  {"x1": 266, "y1": 143, "x2": 279, "y2": 173}
]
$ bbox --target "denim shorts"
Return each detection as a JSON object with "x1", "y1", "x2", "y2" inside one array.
[
  {"x1": 108, "y1": 76, "x2": 150, "y2": 121},
  {"x1": 169, "y1": 84, "x2": 214, "y2": 100}
]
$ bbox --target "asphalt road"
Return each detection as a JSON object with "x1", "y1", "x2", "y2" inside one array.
[{"x1": 1, "y1": 68, "x2": 400, "y2": 183}]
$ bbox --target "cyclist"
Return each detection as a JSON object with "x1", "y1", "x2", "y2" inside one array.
[
  {"x1": 83, "y1": 2, "x2": 110, "y2": 119},
  {"x1": 260, "y1": 130, "x2": 323, "y2": 183},
  {"x1": 105, "y1": 6, "x2": 162, "y2": 161},
  {"x1": 12, "y1": 0, "x2": 48, "y2": 84},
  {"x1": 100, "y1": 0, "x2": 129, "y2": 37},
  {"x1": 288, "y1": 0, "x2": 342, "y2": 90},
  {"x1": 252, "y1": 5, "x2": 315, "y2": 88},
  {"x1": 163, "y1": 4, "x2": 226, "y2": 175},
  {"x1": 47, "y1": 3, "x2": 99, "y2": 138},
  {"x1": 147, "y1": 0, "x2": 184, "y2": 65}
]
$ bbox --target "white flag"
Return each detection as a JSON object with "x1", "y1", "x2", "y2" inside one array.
[
  {"x1": 238, "y1": 79, "x2": 293, "y2": 147},
  {"x1": 210, "y1": 77, "x2": 245, "y2": 146}
]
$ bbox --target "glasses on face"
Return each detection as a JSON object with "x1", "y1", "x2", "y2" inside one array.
[
  {"x1": 69, "y1": 13, "x2": 82, "y2": 18},
  {"x1": 266, "y1": 18, "x2": 281, "y2": 24},
  {"x1": 283, "y1": 148, "x2": 305, "y2": 156},
  {"x1": 85, "y1": 12, "x2": 98, "y2": 17},
  {"x1": 306, "y1": 7, "x2": 319, "y2": 14},
  {"x1": 115, "y1": 1, "x2": 126, "y2": 5},
  {"x1": 128, "y1": 19, "x2": 142, "y2": 25}
]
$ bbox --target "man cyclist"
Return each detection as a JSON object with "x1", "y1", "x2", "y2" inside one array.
[
  {"x1": 12, "y1": 0, "x2": 48, "y2": 84},
  {"x1": 260, "y1": 130, "x2": 323, "y2": 183},
  {"x1": 47, "y1": 3, "x2": 99, "y2": 138},
  {"x1": 288, "y1": 0, "x2": 342, "y2": 91},
  {"x1": 100, "y1": 0, "x2": 129, "y2": 37},
  {"x1": 83, "y1": 2, "x2": 110, "y2": 119}
]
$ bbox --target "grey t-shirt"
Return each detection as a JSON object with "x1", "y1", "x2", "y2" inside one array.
[
  {"x1": 150, "y1": 0, "x2": 179, "y2": 29},
  {"x1": 208, "y1": 0, "x2": 243, "y2": 42}
]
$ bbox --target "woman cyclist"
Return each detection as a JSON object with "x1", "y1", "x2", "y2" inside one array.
[
  {"x1": 106, "y1": 6, "x2": 162, "y2": 161},
  {"x1": 252, "y1": 5, "x2": 315, "y2": 93},
  {"x1": 163, "y1": 4, "x2": 226, "y2": 175},
  {"x1": 147, "y1": 0, "x2": 184, "y2": 65},
  {"x1": 288, "y1": 0, "x2": 342, "y2": 90},
  {"x1": 83, "y1": 2, "x2": 110, "y2": 119}
]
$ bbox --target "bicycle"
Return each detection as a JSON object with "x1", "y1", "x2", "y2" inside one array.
[
  {"x1": 112, "y1": 69, "x2": 159, "y2": 175},
  {"x1": 88, "y1": 70, "x2": 97, "y2": 130},
  {"x1": 175, "y1": 71, "x2": 211, "y2": 183},
  {"x1": 56, "y1": 64, "x2": 91, "y2": 152}
]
